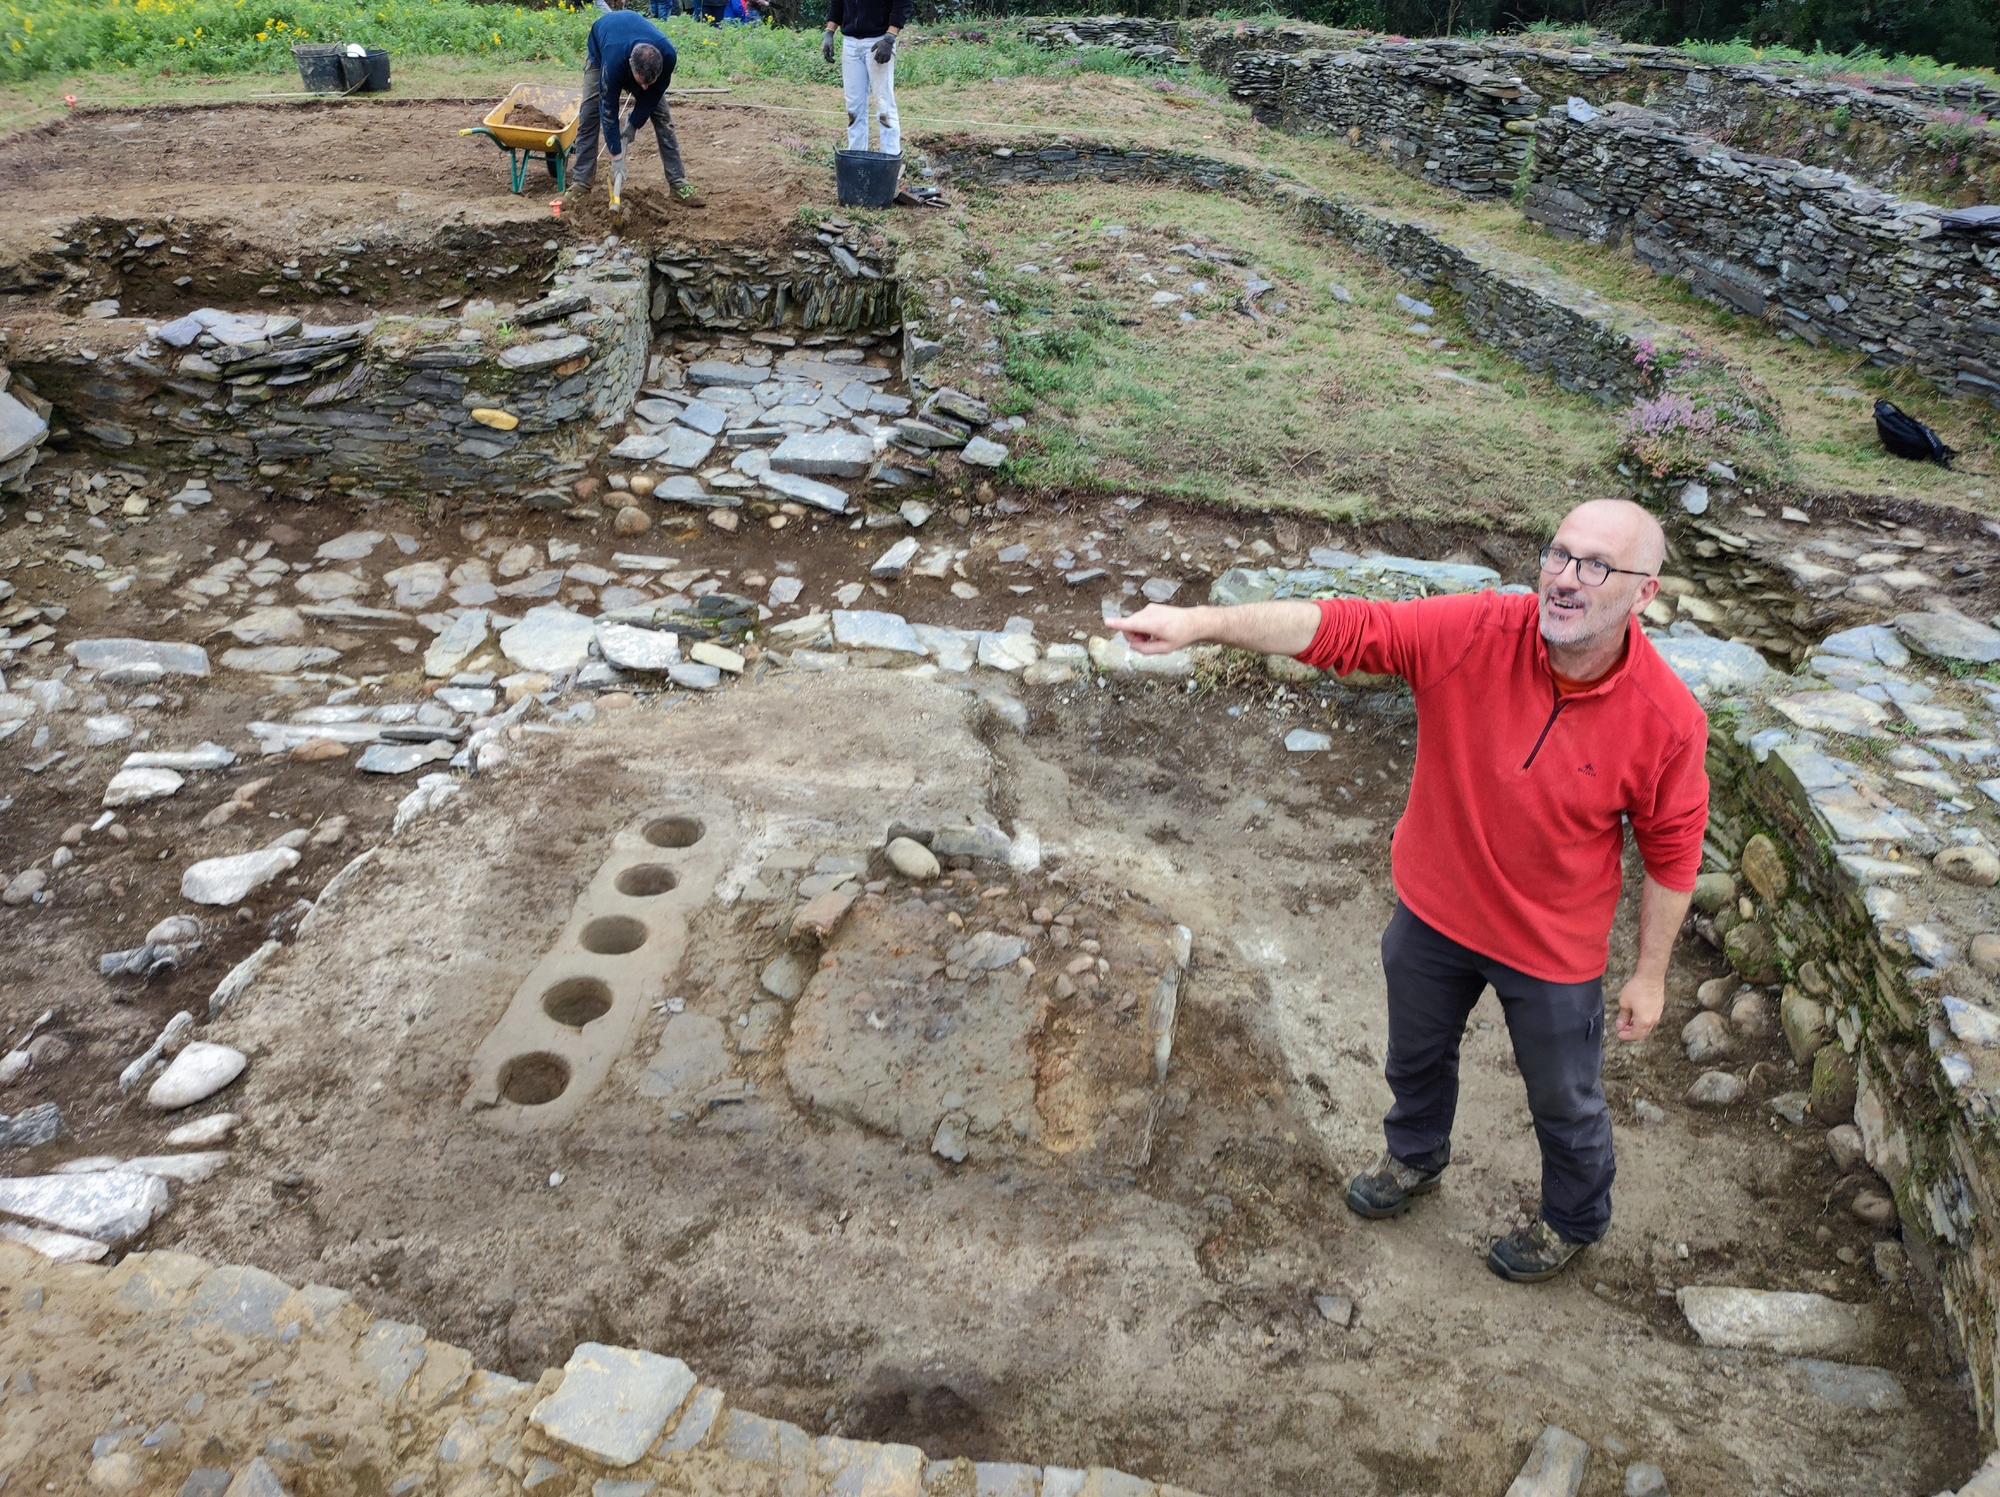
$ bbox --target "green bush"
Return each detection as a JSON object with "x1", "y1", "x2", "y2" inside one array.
[{"x1": 0, "y1": 2, "x2": 1192, "y2": 84}]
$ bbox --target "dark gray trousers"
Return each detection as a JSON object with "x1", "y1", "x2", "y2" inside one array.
[
  {"x1": 572, "y1": 64, "x2": 688, "y2": 188},
  {"x1": 1380, "y1": 902, "x2": 1614, "y2": 1243}
]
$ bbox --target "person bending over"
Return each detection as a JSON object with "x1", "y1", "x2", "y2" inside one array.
[{"x1": 573, "y1": 7, "x2": 700, "y2": 204}]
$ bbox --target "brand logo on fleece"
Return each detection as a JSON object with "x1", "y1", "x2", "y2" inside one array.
[{"x1": 1576, "y1": 762, "x2": 1596, "y2": 777}]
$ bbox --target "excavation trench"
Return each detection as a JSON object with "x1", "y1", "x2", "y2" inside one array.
[{"x1": 0, "y1": 97, "x2": 1992, "y2": 1497}]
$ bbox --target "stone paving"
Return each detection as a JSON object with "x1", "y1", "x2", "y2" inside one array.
[{"x1": 0, "y1": 1241, "x2": 1196, "y2": 1496}]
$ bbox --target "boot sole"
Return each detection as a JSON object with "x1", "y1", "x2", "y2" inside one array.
[{"x1": 1343, "y1": 1174, "x2": 1440, "y2": 1220}]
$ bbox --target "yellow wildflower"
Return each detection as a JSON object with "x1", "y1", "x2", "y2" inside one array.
[{"x1": 256, "y1": 30, "x2": 266, "y2": 40}]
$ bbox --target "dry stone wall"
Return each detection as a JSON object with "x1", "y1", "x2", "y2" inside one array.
[
  {"x1": 1524, "y1": 105, "x2": 2000, "y2": 404},
  {"x1": 1025, "y1": 16, "x2": 2000, "y2": 406},
  {"x1": 1704, "y1": 701, "x2": 2000, "y2": 1436},
  {"x1": 4, "y1": 231, "x2": 904, "y2": 500},
  {"x1": 1042, "y1": 18, "x2": 2000, "y2": 205},
  {"x1": 0, "y1": 1242, "x2": 1198, "y2": 1496},
  {"x1": 651, "y1": 227, "x2": 901, "y2": 334},
  {"x1": 935, "y1": 140, "x2": 1726, "y2": 406}
]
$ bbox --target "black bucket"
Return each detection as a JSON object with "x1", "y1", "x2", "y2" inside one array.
[
  {"x1": 359, "y1": 48, "x2": 391, "y2": 91},
  {"x1": 293, "y1": 43, "x2": 347, "y2": 93},
  {"x1": 835, "y1": 149, "x2": 900, "y2": 209}
]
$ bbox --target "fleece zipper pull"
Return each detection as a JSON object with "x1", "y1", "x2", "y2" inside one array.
[{"x1": 1522, "y1": 697, "x2": 1567, "y2": 770}]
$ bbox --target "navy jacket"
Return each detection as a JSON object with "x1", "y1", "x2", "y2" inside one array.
[
  {"x1": 587, "y1": 11, "x2": 676, "y2": 154},
  {"x1": 828, "y1": 0, "x2": 910, "y2": 40}
]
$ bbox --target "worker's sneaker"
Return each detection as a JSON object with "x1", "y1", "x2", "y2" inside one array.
[
  {"x1": 1486, "y1": 1218, "x2": 1588, "y2": 1283},
  {"x1": 672, "y1": 181, "x2": 705, "y2": 206},
  {"x1": 1344, "y1": 1150, "x2": 1444, "y2": 1220}
]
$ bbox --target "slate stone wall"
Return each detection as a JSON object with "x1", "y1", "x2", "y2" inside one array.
[
  {"x1": 1025, "y1": 17, "x2": 2000, "y2": 405},
  {"x1": 1706, "y1": 725, "x2": 2000, "y2": 1434},
  {"x1": 650, "y1": 235, "x2": 901, "y2": 335},
  {"x1": 7, "y1": 265, "x2": 652, "y2": 500},
  {"x1": 1037, "y1": 18, "x2": 2000, "y2": 205},
  {"x1": 1525, "y1": 105, "x2": 2000, "y2": 403},
  {"x1": 6, "y1": 235, "x2": 905, "y2": 498},
  {"x1": 935, "y1": 141, "x2": 1694, "y2": 405}
]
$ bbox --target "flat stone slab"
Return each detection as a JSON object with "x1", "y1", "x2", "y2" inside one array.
[
  {"x1": 1677, "y1": 1286, "x2": 1876, "y2": 1357},
  {"x1": 637, "y1": 1014, "x2": 733, "y2": 1105},
  {"x1": 425, "y1": 610, "x2": 490, "y2": 678},
  {"x1": 1503, "y1": 1425, "x2": 1588, "y2": 1497},
  {"x1": 0, "y1": 1170, "x2": 170, "y2": 1244},
  {"x1": 1650, "y1": 630, "x2": 1773, "y2": 700},
  {"x1": 1895, "y1": 610, "x2": 2000, "y2": 664},
  {"x1": 596, "y1": 623, "x2": 681, "y2": 672},
  {"x1": 66, "y1": 638, "x2": 210, "y2": 678},
  {"x1": 831, "y1": 610, "x2": 925, "y2": 656},
  {"x1": 677, "y1": 398, "x2": 728, "y2": 436},
  {"x1": 221, "y1": 646, "x2": 343, "y2": 673},
  {"x1": 499, "y1": 334, "x2": 590, "y2": 372},
  {"x1": 500, "y1": 605, "x2": 596, "y2": 674},
  {"x1": 529, "y1": 1341, "x2": 696, "y2": 1467},
  {"x1": 686, "y1": 360, "x2": 764, "y2": 388},
  {"x1": 961, "y1": 436, "x2": 1009, "y2": 468},
  {"x1": 771, "y1": 431, "x2": 875, "y2": 479},
  {"x1": 0, "y1": 389, "x2": 50, "y2": 465},
  {"x1": 103, "y1": 766, "x2": 184, "y2": 807},
  {"x1": 762, "y1": 470, "x2": 850, "y2": 513},
  {"x1": 181, "y1": 847, "x2": 300, "y2": 906},
  {"x1": 1772, "y1": 690, "x2": 1889, "y2": 738},
  {"x1": 357, "y1": 740, "x2": 456, "y2": 775}
]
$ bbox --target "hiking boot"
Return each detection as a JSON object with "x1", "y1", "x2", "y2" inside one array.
[
  {"x1": 1486, "y1": 1217, "x2": 1588, "y2": 1283},
  {"x1": 1344, "y1": 1150, "x2": 1444, "y2": 1220},
  {"x1": 672, "y1": 181, "x2": 705, "y2": 206}
]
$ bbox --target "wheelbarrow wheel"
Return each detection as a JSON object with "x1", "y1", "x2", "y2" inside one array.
[{"x1": 545, "y1": 151, "x2": 568, "y2": 192}]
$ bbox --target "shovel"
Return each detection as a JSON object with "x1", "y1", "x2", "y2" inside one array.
[{"x1": 609, "y1": 156, "x2": 628, "y2": 215}]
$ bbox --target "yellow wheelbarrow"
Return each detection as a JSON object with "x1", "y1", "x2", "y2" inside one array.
[{"x1": 460, "y1": 84, "x2": 584, "y2": 194}]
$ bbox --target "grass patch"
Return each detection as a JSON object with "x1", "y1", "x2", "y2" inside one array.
[
  {"x1": 1672, "y1": 38, "x2": 2000, "y2": 90},
  {"x1": 0, "y1": 5, "x2": 1193, "y2": 87},
  {"x1": 905, "y1": 182, "x2": 1615, "y2": 531}
]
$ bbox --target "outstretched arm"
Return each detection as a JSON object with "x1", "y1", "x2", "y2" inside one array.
[{"x1": 1108, "y1": 601, "x2": 1321, "y2": 658}]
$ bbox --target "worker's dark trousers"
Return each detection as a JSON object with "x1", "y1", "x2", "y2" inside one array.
[
  {"x1": 1379, "y1": 902, "x2": 1614, "y2": 1244},
  {"x1": 572, "y1": 65, "x2": 689, "y2": 188}
]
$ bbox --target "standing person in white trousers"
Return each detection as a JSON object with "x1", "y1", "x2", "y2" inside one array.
[{"x1": 821, "y1": 0, "x2": 909, "y2": 156}]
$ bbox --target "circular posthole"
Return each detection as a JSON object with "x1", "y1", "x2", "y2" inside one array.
[
  {"x1": 616, "y1": 864, "x2": 680, "y2": 897},
  {"x1": 498, "y1": 1052, "x2": 570, "y2": 1106},
  {"x1": 543, "y1": 977, "x2": 613, "y2": 1028},
  {"x1": 644, "y1": 815, "x2": 705, "y2": 849},
  {"x1": 580, "y1": 914, "x2": 649, "y2": 955}
]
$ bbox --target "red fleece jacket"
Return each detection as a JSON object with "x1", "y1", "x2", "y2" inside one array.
[{"x1": 1297, "y1": 590, "x2": 1710, "y2": 983}]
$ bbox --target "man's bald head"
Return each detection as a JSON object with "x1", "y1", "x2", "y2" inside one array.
[
  {"x1": 1557, "y1": 498, "x2": 1666, "y2": 576},
  {"x1": 1537, "y1": 497, "x2": 1666, "y2": 662}
]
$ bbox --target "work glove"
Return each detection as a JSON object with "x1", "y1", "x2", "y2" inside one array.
[
  {"x1": 821, "y1": 29, "x2": 837, "y2": 64},
  {"x1": 872, "y1": 32, "x2": 895, "y2": 62}
]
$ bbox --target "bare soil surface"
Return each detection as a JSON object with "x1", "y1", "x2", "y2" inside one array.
[
  {"x1": 1, "y1": 366, "x2": 1988, "y2": 1494},
  {"x1": 99, "y1": 672, "x2": 1966, "y2": 1497},
  {"x1": 0, "y1": 99, "x2": 824, "y2": 306}
]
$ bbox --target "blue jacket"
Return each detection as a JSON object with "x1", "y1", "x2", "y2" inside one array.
[{"x1": 587, "y1": 11, "x2": 676, "y2": 155}]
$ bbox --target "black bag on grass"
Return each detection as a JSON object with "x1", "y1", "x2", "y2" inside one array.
[{"x1": 1874, "y1": 400, "x2": 1957, "y2": 468}]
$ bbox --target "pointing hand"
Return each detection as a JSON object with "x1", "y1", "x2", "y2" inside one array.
[{"x1": 1106, "y1": 604, "x2": 1202, "y2": 656}]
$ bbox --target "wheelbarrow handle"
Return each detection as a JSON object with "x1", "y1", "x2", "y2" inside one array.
[{"x1": 460, "y1": 126, "x2": 497, "y2": 141}]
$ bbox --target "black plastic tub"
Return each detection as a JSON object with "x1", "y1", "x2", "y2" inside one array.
[
  {"x1": 293, "y1": 43, "x2": 347, "y2": 93},
  {"x1": 835, "y1": 149, "x2": 900, "y2": 209}
]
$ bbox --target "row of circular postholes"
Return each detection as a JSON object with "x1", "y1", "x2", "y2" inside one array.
[{"x1": 495, "y1": 814, "x2": 708, "y2": 1109}]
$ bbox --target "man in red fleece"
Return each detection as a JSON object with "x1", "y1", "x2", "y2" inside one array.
[{"x1": 1108, "y1": 499, "x2": 1708, "y2": 1282}]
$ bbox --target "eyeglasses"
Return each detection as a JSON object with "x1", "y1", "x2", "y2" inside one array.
[{"x1": 1539, "y1": 545, "x2": 1656, "y2": 588}]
